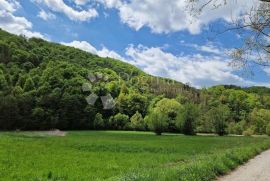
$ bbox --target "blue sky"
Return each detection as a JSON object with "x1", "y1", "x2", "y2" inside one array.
[{"x1": 0, "y1": 0, "x2": 269, "y2": 88}]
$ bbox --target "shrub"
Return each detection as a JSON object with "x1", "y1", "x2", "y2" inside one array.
[
  {"x1": 228, "y1": 121, "x2": 246, "y2": 135},
  {"x1": 123, "y1": 122, "x2": 133, "y2": 130},
  {"x1": 93, "y1": 113, "x2": 104, "y2": 129},
  {"x1": 130, "y1": 111, "x2": 145, "y2": 130},
  {"x1": 176, "y1": 103, "x2": 199, "y2": 135},
  {"x1": 266, "y1": 123, "x2": 270, "y2": 136},
  {"x1": 243, "y1": 128, "x2": 254, "y2": 137},
  {"x1": 146, "y1": 110, "x2": 168, "y2": 135},
  {"x1": 109, "y1": 113, "x2": 129, "y2": 130}
]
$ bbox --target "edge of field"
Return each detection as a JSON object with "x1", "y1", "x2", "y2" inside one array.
[{"x1": 108, "y1": 139, "x2": 270, "y2": 181}]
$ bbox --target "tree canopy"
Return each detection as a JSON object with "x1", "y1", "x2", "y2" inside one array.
[{"x1": 0, "y1": 29, "x2": 270, "y2": 136}]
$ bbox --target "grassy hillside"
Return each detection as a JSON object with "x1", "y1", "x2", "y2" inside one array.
[{"x1": 0, "y1": 131, "x2": 269, "y2": 180}]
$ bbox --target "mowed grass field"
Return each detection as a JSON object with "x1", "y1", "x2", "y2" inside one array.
[{"x1": 0, "y1": 131, "x2": 270, "y2": 181}]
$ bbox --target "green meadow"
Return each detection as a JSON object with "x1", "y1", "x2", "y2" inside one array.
[{"x1": 0, "y1": 131, "x2": 269, "y2": 181}]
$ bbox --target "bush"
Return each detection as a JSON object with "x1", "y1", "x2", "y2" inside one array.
[
  {"x1": 176, "y1": 103, "x2": 199, "y2": 135},
  {"x1": 93, "y1": 113, "x2": 104, "y2": 129},
  {"x1": 243, "y1": 128, "x2": 254, "y2": 137},
  {"x1": 130, "y1": 111, "x2": 145, "y2": 130},
  {"x1": 146, "y1": 110, "x2": 168, "y2": 135},
  {"x1": 266, "y1": 123, "x2": 270, "y2": 136},
  {"x1": 109, "y1": 113, "x2": 129, "y2": 130},
  {"x1": 196, "y1": 115, "x2": 214, "y2": 133},
  {"x1": 228, "y1": 121, "x2": 246, "y2": 135}
]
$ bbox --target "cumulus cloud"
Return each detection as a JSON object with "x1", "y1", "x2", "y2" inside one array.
[
  {"x1": 62, "y1": 40, "x2": 97, "y2": 54},
  {"x1": 98, "y1": 46, "x2": 124, "y2": 60},
  {"x1": 0, "y1": 0, "x2": 19, "y2": 12},
  {"x1": 38, "y1": 9, "x2": 56, "y2": 21},
  {"x1": 125, "y1": 45, "x2": 269, "y2": 88},
  {"x1": 62, "y1": 40, "x2": 270, "y2": 87},
  {"x1": 34, "y1": 0, "x2": 98, "y2": 21},
  {"x1": 98, "y1": 0, "x2": 258, "y2": 34},
  {"x1": 62, "y1": 40, "x2": 124, "y2": 60},
  {"x1": 0, "y1": 0, "x2": 44, "y2": 38}
]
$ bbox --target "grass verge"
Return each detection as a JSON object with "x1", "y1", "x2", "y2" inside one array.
[{"x1": 112, "y1": 139, "x2": 270, "y2": 181}]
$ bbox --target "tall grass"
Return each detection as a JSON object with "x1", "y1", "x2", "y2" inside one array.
[
  {"x1": 114, "y1": 141, "x2": 270, "y2": 181},
  {"x1": 0, "y1": 131, "x2": 269, "y2": 180}
]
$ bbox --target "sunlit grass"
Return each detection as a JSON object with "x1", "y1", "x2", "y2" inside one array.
[{"x1": 0, "y1": 131, "x2": 269, "y2": 180}]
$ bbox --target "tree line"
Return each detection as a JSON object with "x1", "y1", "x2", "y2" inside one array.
[{"x1": 0, "y1": 29, "x2": 270, "y2": 136}]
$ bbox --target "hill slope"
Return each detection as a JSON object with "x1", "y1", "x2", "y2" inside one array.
[
  {"x1": 0, "y1": 29, "x2": 197, "y2": 130},
  {"x1": 1, "y1": 29, "x2": 270, "y2": 135}
]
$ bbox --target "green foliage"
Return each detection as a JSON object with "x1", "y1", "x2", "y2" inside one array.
[
  {"x1": 31, "y1": 107, "x2": 46, "y2": 129},
  {"x1": 249, "y1": 109, "x2": 270, "y2": 134},
  {"x1": 110, "y1": 113, "x2": 129, "y2": 130},
  {"x1": 130, "y1": 111, "x2": 145, "y2": 130},
  {"x1": 0, "y1": 29, "x2": 270, "y2": 134},
  {"x1": 206, "y1": 105, "x2": 231, "y2": 136},
  {"x1": 0, "y1": 41, "x2": 10, "y2": 63},
  {"x1": 243, "y1": 128, "x2": 254, "y2": 137},
  {"x1": 176, "y1": 103, "x2": 200, "y2": 135},
  {"x1": 228, "y1": 120, "x2": 246, "y2": 135},
  {"x1": 0, "y1": 69, "x2": 8, "y2": 91},
  {"x1": 208, "y1": 87, "x2": 259, "y2": 122},
  {"x1": 23, "y1": 77, "x2": 35, "y2": 92},
  {"x1": 154, "y1": 98, "x2": 182, "y2": 132},
  {"x1": 146, "y1": 110, "x2": 168, "y2": 135},
  {"x1": 266, "y1": 123, "x2": 270, "y2": 136},
  {"x1": 94, "y1": 113, "x2": 104, "y2": 129},
  {"x1": 117, "y1": 92, "x2": 148, "y2": 117}
]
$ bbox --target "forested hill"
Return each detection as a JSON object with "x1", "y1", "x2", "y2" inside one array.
[
  {"x1": 1, "y1": 29, "x2": 270, "y2": 136},
  {"x1": 0, "y1": 29, "x2": 197, "y2": 130},
  {"x1": 223, "y1": 85, "x2": 270, "y2": 95}
]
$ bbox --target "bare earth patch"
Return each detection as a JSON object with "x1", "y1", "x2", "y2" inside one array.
[
  {"x1": 218, "y1": 149, "x2": 270, "y2": 181},
  {"x1": 17, "y1": 130, "x2": 67, "y2": 137},
  {"x1": 35, "y1": 129, "x2": 67, "y2": 137}
]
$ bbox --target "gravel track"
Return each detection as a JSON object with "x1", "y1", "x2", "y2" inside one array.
[{"x1": 218, "y1": 149, "x2": 270, "y2": 181}]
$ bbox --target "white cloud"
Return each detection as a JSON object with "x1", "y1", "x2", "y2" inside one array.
[
  {"x1": 62, "y1": 40, "x2": 270, "y2": 88},
  {"x1": 62, "y1": 40, "x2": 97, "y2": 54},
  {"x1": 74, "y1": 0, "x2": 88, "y2": 5},
  {"x1": 97, "y1": 0, "x2": 122, "y2": 8},
  {"x1": 62, "y1": 40, "x2": 124, "y2": 60},
  {"x1": 125, "y1": 45, "x2": 269, "y2": 88},
  {"x1": 98, "y1": 0, "x2": 258, "y2": 34},
  {"x1": 38, "y1": 9, "x2": 56, "y2": 21},
  {"x1": 263, "y1": 67, "x2": 270, "y2": 76},
  {"x1": 199, "y1": 45, "x2": 223, "y2": 55},
  {"x1": 98, "y1": 46, "x2": 124, "y2": 60},
  {"x1": 182, "y1": 42, "x2": 225, "y2": 55},
  {"x1": 62, "y1": 40, "x2": 270, "y2": 87},
  {"x1": 0, "y1": 0, "x2": 19, "y2": 12},
  {"x1": 34, "y1": 0, "x2": 98, "y2": 21},
  {"x1": 0, "y1": 0, "x2": 44, "y2": 38}
]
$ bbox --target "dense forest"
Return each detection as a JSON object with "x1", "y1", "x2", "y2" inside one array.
[{"x1": 0, "y1": 29, "x2": 270, "y2": 136}]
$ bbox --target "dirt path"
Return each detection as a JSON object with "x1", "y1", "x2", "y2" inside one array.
[{"x1": 218, "y1": 149, "x2": 270, "y2": 181}]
